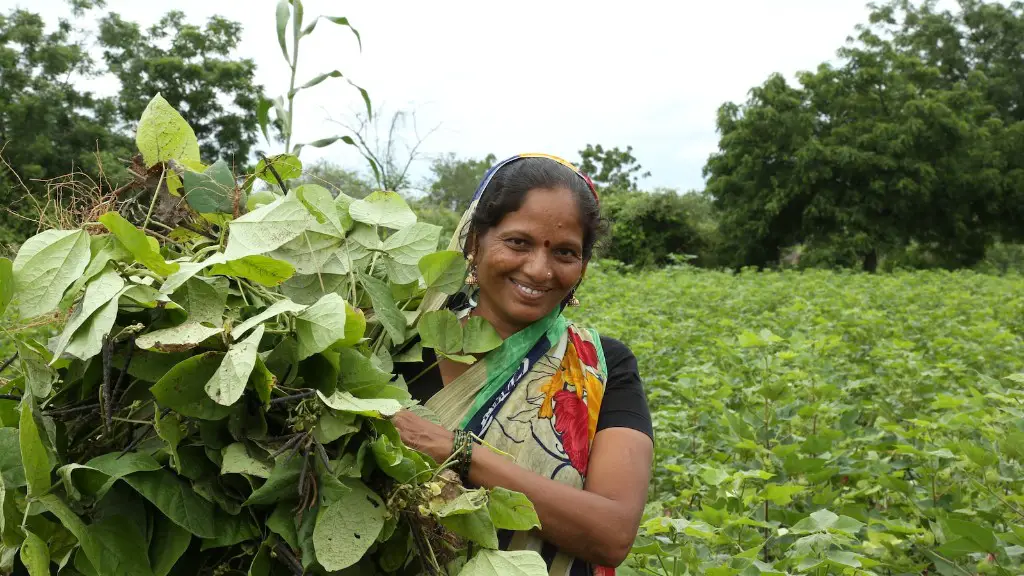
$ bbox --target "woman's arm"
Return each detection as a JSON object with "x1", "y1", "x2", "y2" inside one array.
[{"x1": 391, "y1": 411, "x2": 653, "y2": 567}]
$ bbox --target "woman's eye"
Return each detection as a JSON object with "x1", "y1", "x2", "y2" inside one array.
[
  {"x1": 504, "y1": 238, "x2": 528, "y2": 249},
  {"x1": 555, "y1": 248, "x2": 581, "y2": 260}
]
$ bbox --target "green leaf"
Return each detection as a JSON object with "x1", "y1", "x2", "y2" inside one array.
[
  {"x1": 459, "y1": 549, "x2": 547, "y2": 576},
  {"x1": 359, "y1": 273, "x2": 406, "y2": 343},
  {"x1": 267, "y1": 503, "x2": 299, "y2": 549},
  {"x1": 270, "y1": 230, "x2": 347, "y2": 275},
  {"x1": 204, "y1": 325, "x2": 263, "y2": 406},
  {"x1": 136, "y1": 323, "x2": 222, "y2": 353},
  {"x1": 418, "y1": 250, "x2": 466, "y2": 294},
  {"x1": 313, "y1": 479, "x2": 385, "y2": 571},
  {"x1": 224, "y1": 197, "x2": 316, "y2": 260},
  {"x1": 761, "y1": 483, "x2": 805, "y2": 506},
  {"x1": 64, "y1": 298, "x2": 121, "y2": 361},
  {"x1": 0, "y1": 429, "x2": 25, "y2": 488},
  {"x1": 370, "y1": 435, "x2": 417, "y2": 483},
  {"x1": 791, "y1": 509, "x2": 839, "y2": 533},
  {"x1": 317, "y1": 390, "x2": 402, "y2": 418},
  {"x1": 275, "y1": 0, "x2": 290, "y2": 62},
  {"x1": 248, "y1": 544, "x2": 271, "y2": 576},
  {"x1": 487, "y1": 487, "x2": 541, "y2": 531},
  {"x1": 19, "y1": 395, "x2": 52, "y2": 497},
  {"x1": 99, "y1": 212, "x2": 178, "y2": 276},
  {"x1": 12, "y1": 229, "x2": 91, "y2": 317},
  {"x1": 123, "y1": 469, "x2": 217, "y2": 537},
  {"x1": 700, "y1": 466, "x2": 730, "y2": 487},
  {"x1": 349, "y1": 191, "x2": 416, "y2": 230},
  {"x1": 136, "y1": 94, "x2": 199, "y2": 168},
  {"x1": 0, "y1": 258, "x2": 13, "y2": 318},
  {"x1": 50, "y1": 267, "x2": 125, "y2": 361},
  {"x1": 383, "y1": 222, "x2": 441, "y2": 265},
  {"x1": 255, "y1": 154, "x2": 302, "y2": 183},
  {"x1": 74, "y1": 451, "x2": 163, "y2": 501},
  {"x1": 313, "y1": 411, "x2": 360, "y2": 444},
  {"x1": 183, "y1": 160, "x2": 237, "y2": 214},
  {"x1": 944, "y1": 517, "x2": 997, "y2": 553},
  {"x1": 439, "y1": 507, "x2": 499, "y2": 549},
  {"x1": 20, "y1": 529, "x2": 49, "y2": 576},
  {"x1": 295, "y1": 184, "x2": 345, "y2": 234},
  {"x1": 245, "y1": 455, "x2": 303, "y2": 506},
  {"x1": 210, "y1": 255, "x2": 295, "y2": 287},
  {"x1": 149, "y1": 513, "x2": 191, "y2": 576},
  {"x1": 251, "y1": 357, "x2": 276, "y2": 406},
  {"x1": 231, "y1": 298, "x2": 307, "y2": 340},
  {"x1": 463, "y1": 317, "x2": 503, "y2": 354},
  {"x1": 150, "y1": 353, "x2": 234, "y2": 420},
  {"x1": 295, "y1": 293, "x2": 349, "y2": 360},
  {"x1": 39, "y1": 494, "x2": 154, "y2": 576},
  {"x1": 174, "y1": 276, "x2": 227, "y2": 326},
  {"x1": 418, "y1": 310, "x2": 463, "y2": 355},
  {"x1": 221, "y1": 443, "x2": 272, "y2": 478},
  {"x1": 16, "y1": 339, "x2": 56, "y2": 397},
  {"x1": 290, "y1": 70, "x2": 344, "y2": 97},
  {"x1": 336, "y1": 348, "x2": 392, "y2": 395}
]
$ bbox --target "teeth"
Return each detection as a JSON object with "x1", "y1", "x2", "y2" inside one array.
[{"x1": 513, "y1": 281, "x2": 544, "y2": 296}]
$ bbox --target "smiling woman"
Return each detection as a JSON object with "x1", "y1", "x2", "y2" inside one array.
[{"x1": 392, "y1": 154, "x2": 655, "y2": 574}]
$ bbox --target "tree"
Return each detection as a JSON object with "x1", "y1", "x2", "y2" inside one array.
[
  {"x1": 425, "y1": 152, "x2": 496, "y2": 212},
  {"x1": 98, "y1": 10, "x2": 261, "y2": 168},
  {"x1": 704, "y1": 0, "x2": 1024, "y2": 271},
  {"x1": 0, "y1": 6, "x2": 132, "y2": 243},
  {"x1": 577, "y1": 144, "x2": 650, "y2": 192}
]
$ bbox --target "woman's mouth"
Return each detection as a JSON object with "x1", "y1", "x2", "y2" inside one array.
[{"x1": 510, "y1": 278, "x2": 549, "y2": 299}]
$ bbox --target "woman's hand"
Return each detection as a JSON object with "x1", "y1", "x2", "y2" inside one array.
[{"x1": 390, "y1": 410, "x2": 455, "y2": 463}]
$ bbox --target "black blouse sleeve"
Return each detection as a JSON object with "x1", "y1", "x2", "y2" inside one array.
[{"x1": 596, "y1": 336, "x2": 654, "y2": 441}]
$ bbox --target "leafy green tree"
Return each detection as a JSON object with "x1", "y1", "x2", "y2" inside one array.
[
  {"x1": 577, "y1": 144, "x2": 650, "y2": 192},
  {"x1": 0, "y1": 6, "x2": 132, "y2": 243},
  {"x1": 98, "y1": 10, "x2": 261, "y2": 168},
  {"x1": 425, "y1": 152, "x2": 496, "y2": 212},
  {"x1": 705, "y1": 0, "x2": 1024, "y2": 271},
  {"x1": 601, "y1": 189, "x2": 719, "y2": 268}
]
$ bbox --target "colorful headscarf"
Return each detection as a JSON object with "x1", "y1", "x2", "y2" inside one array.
[{"x1": 415, "y1": 154, "x2": 615, "y2": 575}]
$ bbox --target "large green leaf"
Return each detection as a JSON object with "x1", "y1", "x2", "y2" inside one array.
[
  {"x1": 295, "y1": 184, "x2": 345, "y2": 235},
  {"x1": 487, "y1": 488, "x2": 541, "y2": 531},
  {"x1": 20, "y1": 529, "x2": 49, "y2": 576},
  {"x1": 67, "y1": 452, "x2": 162, "y2": 501},
  {"x1": 0, "y1": 258, "x2": 12, "y2": 318},
  {"x1": 39, "y1": 494, "x2": 154, "y2": 576},
  {"x1": 943, "y1": 517, "x2": 997, "y2": 553},
  {"x1": 12, "y1": 229, "x2": 91, "y2": 318},
  {"x1": 98, "y1": 212, "x2": 179, "y2": 276},
  {"x1": 150, "y1": 353, "x2": 233, "y2": 420},
  {"x1": 349, "y1": 191, "x2": 417, "y2": 230},
  {"x1": 463, "y1": 317, "x2": 503, "y2": 354},
  {"x1": 0, "y1": 429, "x2": 25, "y2": 488},
  {"x1": 255, "y1": 153, "x2": 302, "y2": 183},
  {"x1": 220, "y1": 443, "x2": 272, "y2": 478},
  {"x1": 312, "y1": 479, "x2": 385, "y2": 571},
  {"x1": 50, "y1": 267, "x2": 125, "y2": 361},
  {"x1": 275, "y1": 0, "x2": 290, "y2": 62},
  {"x1": 383, "y1": 222, "x2": 441, "y2": 265},
  {"x1": 149, "y1": 513, "x2": 191, "y2": 576},
  {"x1": 418, "y1": 310, "x2": 463, "y2": 355},
  {"x1": 136, "y1": 323, "x2": 222, "y2": 353},
  {"x1": 295, "y1": 293, "x2": 349, "y2": 360},
  {"x1": 183, "y1": 160, "x2": 237, "y2": 214},
  {"x1": 205, "y1": 325, "x2": 264, "y2": 406},
  {"x1": 418, "y1": 250, "x2": 466, "y2": 295},
  {"x1": 19, "y1": 395, "x2": 52, "y2": 497},
  {"x1": 244, "y1": 455, "x2": 303, "y2": 506},
  {"x1": 173, "y1": 276, "x2": 227, "y2": 326},
  {"x1": 317, "y1": 390, "x2": 402, "y2": 418},
  {"x1": 136, "y1": 93, "x2": 200, "y2": 168},
  {"x1": 231, "y1": 298, "x2": 307, "y2": 340},
  {"x1": 224, "y1": 197, "x2": 316, "y2": 260},
  {"x1": 15, "y1": 339, "x2": 56, "y2": 397},
  {"x1": 359, "y1": 273, "x2": 406, "y2": 343},
  {"x1": 209, "y1": 255, "x2": 295, "y2": 287},
  {"x1": 270, "y1": 230, "x2": 348, "y2": 275},
  {"x1": 122, "y1": 469, "x2": 218, "y2": 537},
  {"x1": 64, "y1": 297, "x2": 121, "y2": 361}
]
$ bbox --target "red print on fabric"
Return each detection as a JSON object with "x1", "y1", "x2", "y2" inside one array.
[
  {"x1": 569, "y1": 329, "x2": 599, "y2": 369},
  {"x1": 552, "y1": 390, "x2": 590, "y2": 474}
]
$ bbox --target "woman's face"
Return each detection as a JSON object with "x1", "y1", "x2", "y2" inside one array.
[{"x1": 472, "y1": 186, "x2": 587, "y2": 338}]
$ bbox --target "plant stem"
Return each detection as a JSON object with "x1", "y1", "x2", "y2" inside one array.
[
  {"x1": 407, "y1": 359, "x2": 441, "y2": 387},
  {"x1": 0, "y1": 394, "x2": 21, "y2": 401},
  {"x1": 142, "y1": 166, "x2": 167, "y2": 231},
  {"x1": 285, "y1": 8, "x2": 300, "y2": 153},
  {"x1": 0, "y1": 353, "x2": 18, "y2": 375},
  {"x1": 269, "y1": 390, "x2": 316, "y2": 406}
]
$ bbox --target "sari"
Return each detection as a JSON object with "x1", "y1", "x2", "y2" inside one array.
[{"x1": 414, "y1": 154, "x2": 616, "y2": 576}]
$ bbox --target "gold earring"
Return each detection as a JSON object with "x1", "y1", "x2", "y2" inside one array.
[
  {"x1": 465, "y1": 254, "x2": 478, "y2": 287},
  {"x1": 568, "y1": 294, "x2": 580, "y2": 307}
]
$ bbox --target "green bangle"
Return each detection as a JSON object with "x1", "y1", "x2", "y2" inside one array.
[{"x1": 451, "y1": 429, "x2": 473, "y2": 482}]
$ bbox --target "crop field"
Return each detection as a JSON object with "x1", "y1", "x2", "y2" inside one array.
[{"x1": 572, "y1": 265, "x2": 1024, "y2": 575}]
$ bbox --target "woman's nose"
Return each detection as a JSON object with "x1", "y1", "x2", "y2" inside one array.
[{"x1": 521, "y1": 249, "x2": 553, "y2": 282}]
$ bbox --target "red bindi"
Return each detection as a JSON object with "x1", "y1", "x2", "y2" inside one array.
[{"x1": 543, "y1": 240, "x2": 550, "y2": 248}]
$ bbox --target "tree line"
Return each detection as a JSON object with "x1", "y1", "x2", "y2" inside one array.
[{"x1": 2, "y1": 0, "x2": 1023, "y2": 272}]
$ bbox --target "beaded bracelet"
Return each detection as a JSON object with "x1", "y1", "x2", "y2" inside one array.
[{"x1": 451, "y1": 429, "x2": 474, "y2": 482}]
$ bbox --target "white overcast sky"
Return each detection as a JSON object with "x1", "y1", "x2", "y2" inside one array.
[{"x1": 26, "y1": 0, "x2": 907, "y2": 192}]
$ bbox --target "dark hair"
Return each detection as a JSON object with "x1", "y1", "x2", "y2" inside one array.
[{"x1": 465, "y1": 158, "x2": 607, "y2": 259}]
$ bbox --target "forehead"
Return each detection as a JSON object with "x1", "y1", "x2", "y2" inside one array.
[{"x1": 493, "y1": 187, "x2": 584, "y2": 244}]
